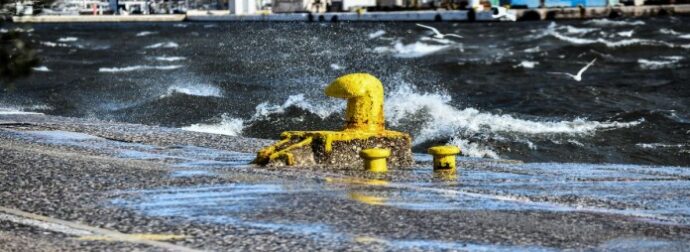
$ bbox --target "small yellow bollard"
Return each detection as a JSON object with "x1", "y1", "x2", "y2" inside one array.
[
  {"x1": 360, "y1": 148, "x2": 390, "y2": 173},
  {"x1": 428, "y1": 146, "x2": 461, "y2": 170}
]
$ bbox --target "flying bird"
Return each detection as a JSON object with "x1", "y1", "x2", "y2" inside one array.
[
  {"x1": 416, "y1": 24, "x2": 463, "y2": 39},
  {"x1": 548, "y1": 58, "x2": 597, "y2": 82}
]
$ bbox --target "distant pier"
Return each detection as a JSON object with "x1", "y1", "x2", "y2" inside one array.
[
  {"x1": 12, "y1": 14, "x2": 186, "y2": 23},
  {"x1": 512, "y1": 4, "x2": 690, "y2": 20},
  {"x1": 10, "y1": 4, "x2": 690, "y2": 23}
]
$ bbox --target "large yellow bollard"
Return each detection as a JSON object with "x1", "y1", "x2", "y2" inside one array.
[
  {"x1": 253, "y1": 73, "x2": 413, "y2": 168},
  {"x1": 325, "y1": 73, "x2": 385, "y2": 133},
  {"x1": 428, "y1": 146, "x2": 461, "y2": 170},
  {"x1": 359, "y1": 148, "x2": 390, "y2": 173}
]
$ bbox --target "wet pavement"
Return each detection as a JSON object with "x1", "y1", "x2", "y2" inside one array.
[{"x1": 1, "y1": 114, "x2": 690, "y2": 251}]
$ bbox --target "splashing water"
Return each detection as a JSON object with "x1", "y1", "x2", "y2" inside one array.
[
  {"x1": 163, "y1": 84, "x2": 223, "y2": 98},
  {"x1": 373, "y1": 41, "x2": 451, "y2": 58},
  {"x1": 98, "y1": 65, "x2": 183, "y2": 73},
  {"x1": 182, "y1": 114, "x2": 244, "y2": 136}
]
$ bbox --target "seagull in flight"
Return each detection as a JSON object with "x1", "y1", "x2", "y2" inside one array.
[
  {"x1": 548, "y1": 58, "x2": 597, "y2": 82},
  {"x1": 416, "y1": 24, "x2": 463, "y2": 39}
]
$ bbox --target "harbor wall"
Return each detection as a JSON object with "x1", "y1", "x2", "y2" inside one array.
[{"x1": 9, "y1": 4, "x2": 690, "y2": 23}]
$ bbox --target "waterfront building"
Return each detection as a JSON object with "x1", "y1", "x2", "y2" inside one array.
[
  {"x1": 329, "y1": 0, "x2": 375, "y2": 11},
  {"x1": 272, "y1": 0, "x2": 327, "y2": 12},
  {"x1": 229, "y1": 0, "x2": 256, "y2": 13}
]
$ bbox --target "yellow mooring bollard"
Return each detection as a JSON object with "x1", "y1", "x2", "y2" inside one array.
[
  {"x1": 360, "y1": 148, "x2": 390, "y2": 173},
  {"x1": 428, "y1": 146, "x2": 461, "y2": 170},
  {"x1": 253, "y1": 73, "x2": 413, "y2": 168}
]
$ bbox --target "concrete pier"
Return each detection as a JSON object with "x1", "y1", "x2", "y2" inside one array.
[
  {"x1": 1, "y1": 113, "x2": 689, "y2": 251},
  {"x1": 11, "y1": 14, "x2": 186, "y2": 23},
  {"x1": 515, "y1": 4, "x2": 690, "y2": 20},
  {"x1": 10, "y1": 4, "x2": 690, "y2": 23}
]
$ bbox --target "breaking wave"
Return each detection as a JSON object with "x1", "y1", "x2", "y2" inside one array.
[
  {"x1": 583, "y1": 19, "x2": 646, "y2": 26},
  {"x1": 368, "y1": 30, "x2": 386, "y2": 39},
  {"x1": 514, "y1": 60, "x2": 538, "y2": 69},
  {"x1": 136, "y1": 31, "x2": 157, "y2": 37},
  {"x1": 57, "y1": 37, "x2": 78, "y2": 42},
  {"x1": 182, "y1": 114, "x2": 244, "y2": 136},
  {"x1": 373, "y1": 41, "x2": 450, "y2": 58},
  {"x1": 253, "y1": 94, "x2": 341, "y2": 119},
  {"x1": 547, "y1": 29, "x2": 678, "y2": 49},
  {"x1": 637, "y1": 56, "x2": 683, "y2": 70},
  {"x1": 561, "y1": 25, "x2": 598, "y2": 34},
  {"x1": 329, "y1": 63, "x2": 343, "y2": 70},
  {"x1": 163, "y1": 84, "x2": 223, "y2": 98},
  {"x1": 32, "y1": 66, "x2": 51, "y2": 72},
  {"x1": 384, "y1": 83, "x2": 642, "y2": 144},
  {"x1": 40, "y1": 41, "x2": 71, "y2": 48},
  {"x1": 98, "y1": 65, "x2": 183, "y2": 73},
  {"x1": 0, "y1": 105, "x2": 51, "y2": 115},
  {"x1": 154, "y1": 56, "x2": 186, "y2": 62},
  {"x1": 190, "y1": 83, "x2": 642, "y2": 159},
  {"x1": 145, "y1": 42, "x2": 179, "y2": 49}
]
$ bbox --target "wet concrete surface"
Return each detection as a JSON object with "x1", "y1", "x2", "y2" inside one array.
[{"x1": 1, "y1": 114, "x2": 690, "y2": 251}]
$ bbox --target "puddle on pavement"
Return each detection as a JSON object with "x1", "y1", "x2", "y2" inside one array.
[
  {"x1": 9, "y1": 130, "x2": 255, "y2": 173},
  {"x1": 110, "y1": 181, "x2": 567, "y2": 250},
  {"x1": 594, "y1": 237, "x2": 690, "y2": 251},
  {"x1": 170, "y1": 170, "x2": 215, "y2": 177},
  {"x1": 424, "y1": 161, "x2": 690, "y2": 225}
]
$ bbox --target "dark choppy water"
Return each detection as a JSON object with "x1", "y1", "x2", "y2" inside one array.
[{"x1": 1, "y1": 18, "x2": 689, "y2": 165}]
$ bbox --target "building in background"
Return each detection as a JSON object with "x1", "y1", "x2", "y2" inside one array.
[
  {"x1": 272, "y1": 0, "x2": 326, "y2": 12},
  {"x1": 229, "y1": 0, "x2": 256, "y2": 13},
  {"x1": 328, "y1": 0, "x2": 375, "y2": 11}
]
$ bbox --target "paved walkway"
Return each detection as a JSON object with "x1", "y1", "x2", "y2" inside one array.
[{"x1": 1, "y1": 114, "x2": 689, "y2": 251}]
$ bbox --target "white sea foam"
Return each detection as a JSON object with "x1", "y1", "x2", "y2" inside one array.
[
  {"x1": 584, "y1": 19, "x2": 645, "y2": 26},
  {"x1": 32, "y1": 66, "x2": 51, "y2": 72},
  {"x1": 368, "y1": 30, "x2": 386, "y2": 39},
  {"x1": 637, "y1": 56, "x2": 683, "y2": 70},
  {"x1": 561, "y1": 25, "x2": 598, "y2": 34},
  {"x1": 523, "y1": 46, "x2": 540, "y2": 53},
  {"x1": 660, "y1": 28, "x2": 680, "y2": 35},
  {"x1": 548, "y1": 30, "x2": 677, "y2": 48},
  {"x1": 145, "y1": 42, "x2": 179, "y2": 49},
  {"x1": 661, "y1": 25, "x2": 687, "y2": 39},
  {"x1": 513, "y1": 60, "x2": 538, "y2": 69},
  {"x1": 373, "y1": 41, "x2": 450, "y2": 58},
  {"x1": 154, "y1": 56, "x2": 186, "y2": 62},
  {"x1": 0, "y1": 110, "x2": 43, "y2": 115},
  {"x1": 383, "y1": 83, "x2": 642, "y2": 158},
  {"x1": 40, "y1": 41, "x2": 70, "y2": 48},
  {"x1": 0, "y1": 105, "x2": 51, "y2": 115},
  {"x1": 448, "y1": 138, "x2": 500, "y2": 159},
  {"x1": 253, "y1": 94, "x2": 341, "y2": 119},
  {"x1": 163, "y1": 84, "x2": 223, "y2": 98},
  {"x1": 329, "y1": 63, "x2": 343, "y2": 70},
  {"x1": 57, "y1": 37, "x2": 78, "y2": 42},
  {"x1": 237, "y1": 83, "x2": 642, "y2": 159},
  {"x1": 617, "y1": 30, "x2": 634, "y2": 37},
  {"x1": 182, "y1": 114, "x2": 243, "y2": 136},
  {"x1": 419, "y1": 37, "x2": 454, "y2": 45},
  {"x1": 173, "y1": 23, "x2": 188, "y2": 28},
  {"x1": 636, "y1": 143, "x2": 688, "y2": 149},
  {"x1": 2, "y1": 28, "x2": 33, "y2": 33},
  {"x1": 136, "y1": 31, "x2": 157, "y2": 37},
  {"x1": 98, "y1": 65, "x2": 183, "y2": 73}
]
